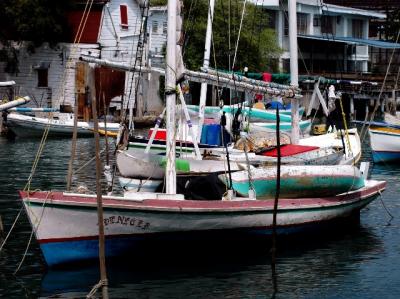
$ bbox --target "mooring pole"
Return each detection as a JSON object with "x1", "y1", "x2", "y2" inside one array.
[
  {"x1": 102, "y1": 93, "x2": 110, "y2": 166},
  {"x1": 0, "y1": 215, "x2": 4, "y2": 244},
  {"x1": 91, "y1": 70, "x2": 109, "y2": 299},
  {"x1": 66, "y1": 94, "x2": 79, "y2": 191},
  {"x1": 271, "y1": 105, "x2": 281, "y2": 293}
]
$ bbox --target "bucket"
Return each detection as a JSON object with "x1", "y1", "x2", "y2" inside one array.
[
  {"x1": 206, "y1": 124, "x2": 221, "y2": 145},
  {"x1": 200, "y1": 125, "x2": 209, "y2": 144}
]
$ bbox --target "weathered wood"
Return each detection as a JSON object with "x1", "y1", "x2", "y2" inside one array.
[
  {"x1": 90, "y1": 64, "x2": 109, "y2": 299},
  {"x1": 66, "y1": 95, "x2": 79, "y2": 191}
]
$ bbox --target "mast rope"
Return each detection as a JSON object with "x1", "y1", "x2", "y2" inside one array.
[{"x1": 231, "y1": 0, "x2": 247, "y2": 71}]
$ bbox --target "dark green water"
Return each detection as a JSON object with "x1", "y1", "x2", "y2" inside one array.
[{"x1": 0, "y1": 134, "x2": 399, "y2": 298}]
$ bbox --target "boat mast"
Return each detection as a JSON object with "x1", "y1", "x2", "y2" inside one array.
[
  {"x1": 289, "y1": 0, "x2": 300, "y2": 144},
  {"x1": 165, "y1": 0, "x2": 177, "y2": 194},
  {"x1": 197, "y1": 0, "x2": 216, "y2": 142}
]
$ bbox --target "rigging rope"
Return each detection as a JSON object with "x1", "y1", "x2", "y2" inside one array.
[{"x1": 231, "y1": 0, "x2": 247, "y2": 71}]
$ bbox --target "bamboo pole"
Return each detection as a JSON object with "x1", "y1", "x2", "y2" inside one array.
[
  {"x1": 91, "y1": 69, "x2": 109, "y2": 299},
  {"x1": 78, "y1": 56, "x2": 301, "y2": 98},
  {"x1": 66, "y1": 94, "x2": 79, "y2": 191}
]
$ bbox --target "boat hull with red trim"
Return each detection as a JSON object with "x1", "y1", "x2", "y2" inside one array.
[{"x1": 20, "y1": 179, "x2": 385, "y2": 266}]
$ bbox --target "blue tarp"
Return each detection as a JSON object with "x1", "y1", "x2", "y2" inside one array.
[{"x1": 299, "y1": 35, "x2": 400, "y2": 49}]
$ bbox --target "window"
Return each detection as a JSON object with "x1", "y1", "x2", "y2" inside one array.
[
  {"x1": 152, "y1": 21, "x2": 158, "y2": 34},
  {"x1": 267, "y1": 10, "x2": 276, "y2": 30},
  {"x1": 163, "y1": 21, "x2": 167, "y2": 34},
  {"x1": 284, "y1": 17, "x2": 288, "y2": 36},
  {"x1": 297, "y1": 13, "x2": 308, "y2": 35},
  {"x1": 120, "y1": 5, "x2": 128, "y2": 29},
  {"x1": 37, "y1": 69, "x2": 48, "y2": 87},
  {"x1": 352, "y1": 19, "x2": 363, "y2": 38},
  {"x1": 321, "y1": 16, "x2": 336, "y2": 35},
  {"x1": 313, "y1": 17, "x2": 320, "y2": 27},
  {"x1": 284, "y1": 13, "x2": 308, "y2": 35}
]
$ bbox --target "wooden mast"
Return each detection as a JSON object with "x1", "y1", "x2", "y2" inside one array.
[
  {"x1": 165, "y1": 0, "x2": 177, "y2": 194},
  {"x1": 197, "y1": 0, "x2": 216, "y2": 142},
  {"x1": 289, "y1": 0, "x2": 300, "y2": 144}
]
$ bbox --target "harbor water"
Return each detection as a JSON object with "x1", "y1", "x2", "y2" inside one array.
[{"x1": 0, "y1": 132, "x2": 400, "y2": 298}]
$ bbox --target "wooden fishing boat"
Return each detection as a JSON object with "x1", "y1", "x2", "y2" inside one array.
[
  {"x1": 187, "y1": 104, "x2": 292, "y2": 122},
  {"x1": 222, "y1": 165, "x2": 365, "y2": 199},
  {"x1": 369, "y1": 126, "x2": 400, "y2": 162},
  {"x1": 256, "y1": 144, "x2": 344, "y2": 166},
  {"x1": 6, "y1": 113, "x2": 119, "y2": 137},
  {"x1": 18, "y1": 0, "x2": 385, "y2": 269},
  {"x1": 299, "y1": 128, "x2": 361, "y2": 165},
  {"x1": 250, "y1": 119, "x2": 311, "y2": 133},
  {"x1": 116, "y1": 148, "x2": 240, "y2": 179},
  {"x1": 20, "y1": 179, "x2": 385, "y2": 266}
]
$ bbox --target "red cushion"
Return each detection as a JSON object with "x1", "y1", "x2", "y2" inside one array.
[{"x1": 261, "y1": 144, "x2": 319, "y2": 157}]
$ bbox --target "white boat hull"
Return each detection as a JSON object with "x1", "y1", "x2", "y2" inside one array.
[
  {"x1": 369, "y1": 127, "x2": 400, "y2": 162},
  {"x1": 6, "y1": 113, "x2": 119, "y2": 137},
  {"x1": 299, "y1": 128, "x2": 361, "y2": 165},
  {"x1": 116, "y1": 148, "x2": 241, "y2": 179},
  {"x1": 20, "y1": 179, "x2": 385, "y2": 266}
]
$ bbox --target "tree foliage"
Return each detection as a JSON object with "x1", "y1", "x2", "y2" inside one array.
[
  {"x1": 0, "y1": 0, "x2": 74, "y2": 73},
  {"x1": 0, "y1": 0, "x2": 73, "y2": 46},
  {"x1": 385, "y1": 9, "x2": 400, "y2": 42},
  {"x1": 182, "y1": 0, "x2": 282, "y2": 73}
]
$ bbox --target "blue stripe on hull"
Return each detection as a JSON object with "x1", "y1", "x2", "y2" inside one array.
[
  {"x1": 41, "y1": 236, "x2": 146, "y2": 266},
  {"x1": 372, "y1": 151, "x2": 400, "y2": 163},
  {"x1": 40, "y1": 213, "x2": 362, "y2": 266}
]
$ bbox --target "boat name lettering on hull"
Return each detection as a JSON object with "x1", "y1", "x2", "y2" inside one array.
[{"x1": 103, "y1": 215, "x2": 150, "y2": 230}]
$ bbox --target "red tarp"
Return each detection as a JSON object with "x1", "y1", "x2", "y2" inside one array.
[{"x1": 261, "y1": 144, "x2": 319, "y2": 157}]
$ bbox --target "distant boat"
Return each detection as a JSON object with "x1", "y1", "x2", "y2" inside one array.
[
  {"x1": 369, "y1": 126, "x2": 400, "y2": 162},
  {"x1": 364, "y1": 113, "x2": 400, "y2": 163},
  {"x1": 223, "y1": 165, "x2": 365, "y2": 199},
  {"x1": 6, "y1": 113, "x2": 119, "y2": 137},
  {"x1": 250, "y1": 119, "x2": 311, "y2": 133},
  {"x1": 187, "y1": 104, "x2": 293, "y2": 122}
]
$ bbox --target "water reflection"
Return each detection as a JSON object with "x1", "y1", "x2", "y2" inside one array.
[
  {"x1": 1, "y1": 131, "x2": 400, "y2": 298},
  {"x1": 40, "y1": 227, "x2": 382, "y2": 298}
]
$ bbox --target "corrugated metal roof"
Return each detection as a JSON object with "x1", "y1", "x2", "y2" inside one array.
[{"x1": 298, "y1": 35, "x2": 400, "y2": 49}]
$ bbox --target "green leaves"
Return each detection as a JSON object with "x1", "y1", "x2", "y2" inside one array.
[
  {"x1": 182, "y1": 0, "x2": 282, "y2": 73},
  {"x1": 0, "y1": 0, "x2": 72, "y2": 45}
]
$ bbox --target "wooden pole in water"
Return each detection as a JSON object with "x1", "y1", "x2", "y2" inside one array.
[
  {"x1": 0, "y1": 215, "x2": 4, "y2": 243},
  {"x1": 102, "y1": 92, "x2": 110, "y2": 166},
  {"x1": 66, "y1": 94, "x2": 79, "y2": 191},
  {"x1": 91, "y1": 68, "x2": 109, "y2": 299},
  {"x1": 271, "y1": 105, "x2": 281, "y2": 292}
]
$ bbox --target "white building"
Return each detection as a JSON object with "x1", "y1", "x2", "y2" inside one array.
[
  {"x1": 0, "y1": 0, "x2": 165, "y2": 117},
  {"x1": 258, "y1": 0, "x2": 389, "y2": 74},
  {"x1": 148, "y1": 6, "x2": 168, "y2": 68}
]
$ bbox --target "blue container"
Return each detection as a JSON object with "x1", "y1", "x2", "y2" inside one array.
[
  {"x1": 206, "y1": 124, "x2": 221, "y2": 146},
  {"x1": 200, "y1": 125, "x2": 209, "y2": 144}
]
